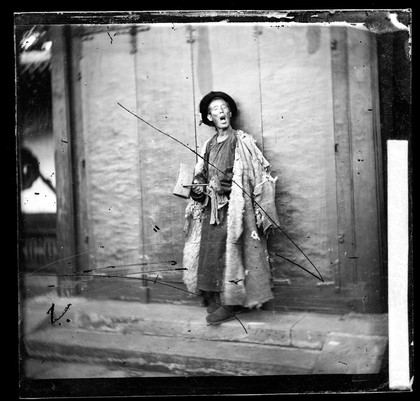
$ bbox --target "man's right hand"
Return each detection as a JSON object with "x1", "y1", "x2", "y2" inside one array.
[{"x1": 191, "y1": 180, "x2": 204, "y2": 194}]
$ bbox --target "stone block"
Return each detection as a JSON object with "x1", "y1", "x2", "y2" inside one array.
[
  {"x1": 313, "y1": 332, "x2": 388, "y2": 374},
  {"x1": 24, "y1": 327, "x2": 320, "y2": 377},
  {"x1": 290, "y1": 312, "x2": 388, "y2": 350}
]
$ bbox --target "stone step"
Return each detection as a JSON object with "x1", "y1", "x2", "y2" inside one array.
[
  {"x1": 24, "y1": 357, "x2": 181, "y2": 379},
  {"x1": 22, "y1": 296, "x2": 388, "y2": 351},
  {"x1": 21, "y1": 296, "x2": 388, "y2": 376},
  {"x1": 24, "y1": 326, "x2": 321, "y2": 376}
]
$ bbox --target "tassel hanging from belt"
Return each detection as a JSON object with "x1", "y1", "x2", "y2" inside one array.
[{"x1": 207, "y1": 175, "x2": 229, "y2": 225}]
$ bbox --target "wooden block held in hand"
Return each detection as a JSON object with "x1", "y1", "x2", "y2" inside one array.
[{"x1": 173, "y1": 163, "x2": 195, "y2": 199}]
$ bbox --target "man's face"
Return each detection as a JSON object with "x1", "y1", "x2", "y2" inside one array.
[{"x1": 207, "y1": 98, "x2": 232, "y2": 129}]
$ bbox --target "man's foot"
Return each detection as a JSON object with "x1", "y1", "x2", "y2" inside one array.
[{"x1": 206, "y1": 305, "x2": 243, "y2": 325}]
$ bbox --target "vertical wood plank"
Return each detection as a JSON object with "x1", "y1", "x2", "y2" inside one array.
[
  {"x1": 69, "y1": 27, "x2": 90, "y2": 282},
  {"x1": 347, "y1": 28, "x2": 383, "y2": 310},
  {"x1": 50, "y1": 25, "x2": 77, "y2": 294},
  {"x1": 330, "y1": 26, "x2": 357, "y2": 290},
  {"x1": 370, "y1": 31, "x2": 387, "y2": 310}
]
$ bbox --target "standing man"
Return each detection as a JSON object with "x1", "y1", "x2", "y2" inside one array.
[{"x1": 182, "y1": 91, "x2": 280, "y2": 325}]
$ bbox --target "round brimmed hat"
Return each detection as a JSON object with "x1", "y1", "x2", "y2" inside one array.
[{"x1": 199, "y1": 91, "x2": 237, "y2": 126}]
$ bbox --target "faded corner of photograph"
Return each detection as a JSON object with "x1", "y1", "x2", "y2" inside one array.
[{"x1": 16, "y1": 9, "x2": 411, "y2": 396}]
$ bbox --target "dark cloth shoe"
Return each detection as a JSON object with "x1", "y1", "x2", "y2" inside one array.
[
  {"x1": 206, "y1": 292, "x2": 221, "y2": 314},
  {"x1": 206, "y1": 305, "x2": 243, "y2": 325}
]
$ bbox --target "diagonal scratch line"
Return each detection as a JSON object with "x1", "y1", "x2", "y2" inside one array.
[
  {"x1": 36, "y1": 272, "x2": 248, "y2": 334},
  {"x1": 83, "y1": 268, "x2": 187, "y2": 275},
  {"x1": 274, "y1": 253, "x2": 321, "y2": 281},
  {"x1": 33, "y1": 267, "x2": 187, "y2": 278},
  {"x1": 82, "y1": 260, "x2": 177, "y2": 273},
  {"x1": 118, "y1": 102, "x2": 324, "y2": 282},
  {"x1": 29, "y1": 246, "x2": 310, "y2": 283},
  {"x1": 27, "y1": 249, "x2": 93, "y2": 277}
]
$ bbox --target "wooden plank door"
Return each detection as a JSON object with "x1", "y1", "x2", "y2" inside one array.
[
  {"x1": 259, "y1": 25, "x2": 385, "y2": 313},
  {"x1": 77, "y1": 24, "x2": 198, "y2": 302},
  {"x1": 74, "y1": 24, "x2": 385, "y2": 312}
]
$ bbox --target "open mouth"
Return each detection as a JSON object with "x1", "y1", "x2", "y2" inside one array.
[{"x1": 219, "y1": 115, "x2": 227, "y2": 123}]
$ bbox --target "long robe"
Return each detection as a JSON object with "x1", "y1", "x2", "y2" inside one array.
[
  {"x1": 192, "y1": 133, "x2": 237, "y2": 293},
  {"x1": 182, "y1": 130, "x2": 280, "y2": 308}
]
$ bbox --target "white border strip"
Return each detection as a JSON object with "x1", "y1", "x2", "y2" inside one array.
[{"x1": 387, "y1": 140, "x2": 411, "y2": 390}]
